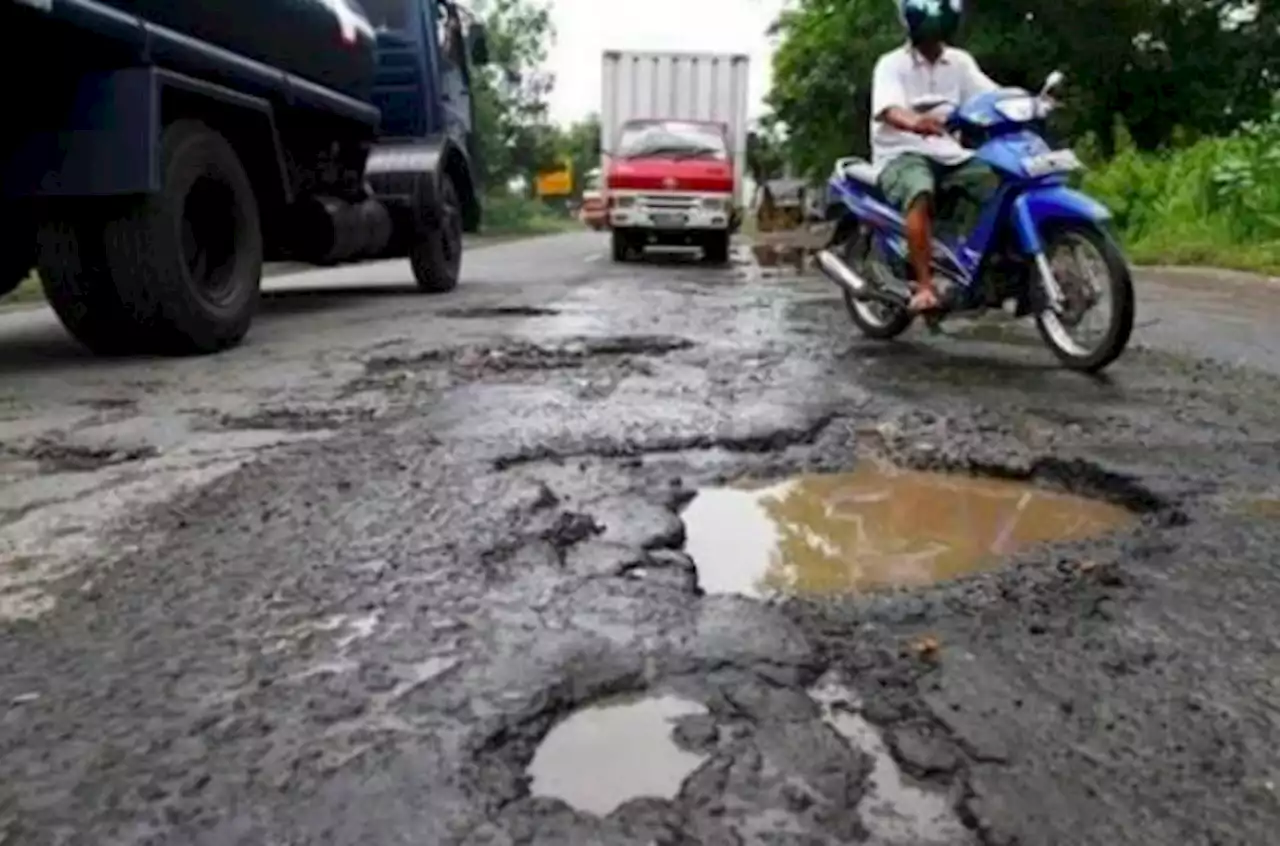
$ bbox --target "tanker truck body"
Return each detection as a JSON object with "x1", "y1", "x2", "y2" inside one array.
[{"x1": 0, "y1": 0, "x2": 490, "y2": 354}]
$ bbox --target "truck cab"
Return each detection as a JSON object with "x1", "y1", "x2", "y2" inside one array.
[
  {"x1": 606, "y1": 119, "x2": 736, "y2": 263},
  {"x1": 0, "y1": 0, "x2": 489, "y2": 355}
]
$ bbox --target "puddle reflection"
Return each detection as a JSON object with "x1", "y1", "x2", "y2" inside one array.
[
  {"x1": 682, "y1": 461, "x2": 1133, "y2": 597},
  {"x1": 527, "y1": 694, "x2": 707, "y2": 815}
]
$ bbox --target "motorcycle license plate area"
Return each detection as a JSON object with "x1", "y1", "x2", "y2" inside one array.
[
  {"x1": 651, "y1": 213, "x2": 688, "y2": 228},
  {"x1": 1022, "y1": 149, "x2": 1083, "y2": 178}
]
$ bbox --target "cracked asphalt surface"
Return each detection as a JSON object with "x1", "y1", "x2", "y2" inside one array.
[{"x1": 2, "y1": 232, "x2": 1279, "y2": 845}]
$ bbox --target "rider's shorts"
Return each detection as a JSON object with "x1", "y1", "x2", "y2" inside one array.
[{"x1": 879, "y1": 153, "x2": 998, "y2": 214}]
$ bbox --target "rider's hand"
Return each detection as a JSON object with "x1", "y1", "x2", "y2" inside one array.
[{"x1": 913, "y1": 115, "x2": 948, "y2": 136}]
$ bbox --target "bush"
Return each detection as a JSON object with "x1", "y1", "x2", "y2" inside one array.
[
  {"x1": 1082, "y1": 113, "x2": 1280, "y2": 273},
  {"x1": 481, "y1": 193, "x2": 572, "y2": 235}
]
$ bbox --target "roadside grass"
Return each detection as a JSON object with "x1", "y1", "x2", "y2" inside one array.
[
  {"x1": 5, "y1": 272, "x2": 42, "y2": 308},
  {"x1": 1081, "y1": 115, "x2": 1280, "y2": 277}
]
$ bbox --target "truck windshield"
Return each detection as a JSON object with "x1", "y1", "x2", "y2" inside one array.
[{"x1": 616, "y1": 121, "x2": 728, "y2": 161}]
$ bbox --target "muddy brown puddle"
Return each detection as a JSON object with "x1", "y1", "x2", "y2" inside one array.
[{"x1": 682, "y1": 460, "x2": 1133, "y2": 597}]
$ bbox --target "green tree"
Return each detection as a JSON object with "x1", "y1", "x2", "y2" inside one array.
[
  {"x1": 469, "y1": 0, "x2": 559, "y2": 190},
  {"x1": 559, "y1": 114, "x2": 602, "y2": 197},
  {"x1": 765, "y1": 0, "x2": 1277, "y2": 177}
]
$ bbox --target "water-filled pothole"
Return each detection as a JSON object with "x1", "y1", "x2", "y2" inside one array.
[
  {"x1": 811, "y1": 681, "x2": 971, "y2": 844},
  {"x1": 681, "y1": 460, "x2": 1134, "y2": 597},
  {"x1": 527, "y1": 694, "x2": 707, "y2": 814}
]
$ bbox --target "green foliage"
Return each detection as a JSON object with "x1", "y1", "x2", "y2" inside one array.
[
  {"x1": 470, "y1": 0, "x2": 559, "y2": 188},
  {"x1": 481, "y1": 193, "x2": 574, "y2": 234},
  {"x1": 1083, "y1": 110, "x2": 1280, "y2": 272},
  {"x1": 766, "y1": 0, "x2": 1279, "y2": 179},
  {"x1": 559, "y1": 114, "x2": 602, "y2": 197},
  {"x1": 766, "y1": 0, "x2": 1280, "y2": 272}
]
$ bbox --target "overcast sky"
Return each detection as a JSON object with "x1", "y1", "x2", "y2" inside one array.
[{"x1": 541, "y1": 0, "x2": 790, "y2": 126}]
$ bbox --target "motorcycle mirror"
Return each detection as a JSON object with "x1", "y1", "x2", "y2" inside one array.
[{"x1": 1041, "y1": 70, "x2": 1065, "y2": 95}]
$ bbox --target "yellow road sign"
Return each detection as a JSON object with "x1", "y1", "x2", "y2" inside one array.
[{"x1": 536, "y1": 167, "x2": 572, "y2": 197}]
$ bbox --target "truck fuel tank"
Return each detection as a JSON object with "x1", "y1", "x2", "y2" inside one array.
[{"x1": 100, "y1": 0, "x2": 380, "y2": 103}]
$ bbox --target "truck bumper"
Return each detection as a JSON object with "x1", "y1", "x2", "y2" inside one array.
[{"x1": 608, "y1": 191, "x2": 732, "y2": 232}]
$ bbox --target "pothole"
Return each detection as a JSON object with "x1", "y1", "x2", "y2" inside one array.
[
  {"x1": 364, "y1": 335, "x2": 695, "y2": 375},
  {"x1": 681, "y1": 459, "x2": 1135, "y2": 597},
  {"x1": 210, "y1": 406, "x2": 378, "y2": 433},
  {"x1": 527, "y1": 694, "x2": 708, "y2": 815},
  {"x1": 811, "y1": 681, "x2": 971, "y2": 845},
  {"x1": 1239, "y1": 496, "x2": 1280, "y2": 518},
  {"x1": 3, "y1": 440, "x2": 158, "y2": 473},
  {"x1": 439, "y1": 306, "x2": 560, "y2": 318},
  {"x1": 942, "y1": 318, "x2": 1042, "y2": 347}
]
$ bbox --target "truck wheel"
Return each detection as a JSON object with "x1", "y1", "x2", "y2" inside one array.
[
  {"x1": 38, "y1": 209, "x2": 145, "y2": 355},
  {"x1": 611, "y1": 230, "x2": 631, "y2": 262},
  {"x1": 703, "y1": 232, "x2": 730, "y2": 265},
  {"x1": 410, "y1": 174, "x2": 463, "y2": 293},
  {"x1": 103, "y1": 120, "x2": 263, "y2": 355},
  {"x1": 0, "y1": 207, "x2": 34, "y2": 297}
]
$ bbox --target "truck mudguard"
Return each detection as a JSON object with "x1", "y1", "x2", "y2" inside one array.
[
  {"x1": 3, "y1": 67, "x2": 291, "y2": 202},
  {"x1": 366, "y1": 136, "x2": 481, "y2": 233}
]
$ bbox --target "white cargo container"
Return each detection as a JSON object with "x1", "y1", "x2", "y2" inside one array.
[{"x1": 600, "y1": 50, "x2": 751, "y2": 206}]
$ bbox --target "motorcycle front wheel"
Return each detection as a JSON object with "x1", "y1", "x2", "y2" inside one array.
[
  {"x1": 841, "y1": 230, "x2": 915, "y2": 340},
  {"x1": 1034, "y1": 222, "x2": 1135, "y2": 373}
]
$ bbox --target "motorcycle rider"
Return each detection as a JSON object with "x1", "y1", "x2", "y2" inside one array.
[{"x1": 871, "y1": 0, "x2": 1002, "y2": 313}]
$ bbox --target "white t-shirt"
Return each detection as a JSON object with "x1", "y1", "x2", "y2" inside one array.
[{"x1": 869, "y1": 44, "x2": 999, "y2": 166}]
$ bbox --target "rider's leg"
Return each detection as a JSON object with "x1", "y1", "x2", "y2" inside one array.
[
  {"x1": 878, "y1": 154, "x2": 939, "y2": 312},
  {"x1": 937, "y1": 159, "x2": 1000, "y2": 239}
]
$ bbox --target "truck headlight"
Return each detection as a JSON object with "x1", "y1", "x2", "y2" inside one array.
[
  {"x1": 613, "y1": 196, "x2": 636, "y2": 209},
  {"x1": 701, "y1": 197, "x2": 729, "y2": 210}
]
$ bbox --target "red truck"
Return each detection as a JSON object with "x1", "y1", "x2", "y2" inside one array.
[{"x1": 599, "y1": 50, "x2": 749, "y2": 265}]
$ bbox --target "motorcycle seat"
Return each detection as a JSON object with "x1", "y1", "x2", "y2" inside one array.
[{"x1": 835, "y1": 157, "x2": 884, "y2": 188}]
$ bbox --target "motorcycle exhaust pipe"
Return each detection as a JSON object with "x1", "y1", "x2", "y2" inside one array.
[{"x1": 816, "y1": 249, "x2": 908, "y2": 307}]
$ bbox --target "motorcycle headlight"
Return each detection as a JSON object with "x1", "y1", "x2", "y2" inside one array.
[{"x1": 995, "y1": 96, "x2": 1041, "y2": 123}]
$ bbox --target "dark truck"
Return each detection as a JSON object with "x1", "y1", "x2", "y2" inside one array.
[{"x1": 0, "y1": 0, "x2": 489, "y2": 354}]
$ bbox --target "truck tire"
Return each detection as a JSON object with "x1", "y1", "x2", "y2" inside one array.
[
  {"x1": 0, "y1": 207, "x2": 34, "y2": 297},
  {"x1": 410, "y1": 174, "x2": 463, "y2": 293},
  {"x1": 38, "y1": 209, "x2": 146, "y2": 355},
  {"x1": 703, "y1": 232, "x2": 730, "y2": 265},
  {"x1": 103, "y1": 120, "x2": 263, "y2": 355},
  {"x1": 611, "y1": 229, "x2": 631, "y2": 262}
]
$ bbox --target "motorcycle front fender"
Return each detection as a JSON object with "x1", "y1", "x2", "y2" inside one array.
[{"x1": 1010, "y1": 185, "x2": 1112, "y2": 254}]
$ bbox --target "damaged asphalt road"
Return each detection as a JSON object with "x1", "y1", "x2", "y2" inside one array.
[{"x1": 1, "y1": 232, "x2": 1279, "y2": 845}]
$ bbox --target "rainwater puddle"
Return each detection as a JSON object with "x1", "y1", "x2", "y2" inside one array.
[
  {"x1": 682, "y1": 460, "x2": 1133, "y2": 597},
  {"x1": 811, "y1": 682, "x2": 971, "y2": 845},
  {"x1": 527, "y1": 694, "x2": 707, "y2": 815},
  {"x1": 1241, "y1": 497, "x2": 1280, "y2": 519}
]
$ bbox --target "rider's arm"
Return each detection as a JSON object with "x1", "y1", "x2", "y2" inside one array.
[
  {"x1": 959, "y1": 51, "x2": 1000, "y2": 100},
  {"x1": 871, "y1": 54, "x2": 930, "y2": 134}
]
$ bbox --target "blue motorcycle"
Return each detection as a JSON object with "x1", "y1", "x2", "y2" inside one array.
[{"x1": 818, "y1": 71, "x2": 1134, "y2": 373}]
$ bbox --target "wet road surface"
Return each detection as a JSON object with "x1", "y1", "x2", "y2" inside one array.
[{"x1": 1, "y1": 233, "x2": 1278, "y2": 844}]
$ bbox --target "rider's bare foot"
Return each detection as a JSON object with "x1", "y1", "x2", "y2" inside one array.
[{"x1": 909, "y1": 287, "x2": 941, "y2": 313}]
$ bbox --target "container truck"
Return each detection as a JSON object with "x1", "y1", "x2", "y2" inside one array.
[
  {"x1": 599, "y1": 50, "x2": 749, "y2": 265},
  {"x1": 0, "y1": 0, "x2": 489, "y2": 355}
]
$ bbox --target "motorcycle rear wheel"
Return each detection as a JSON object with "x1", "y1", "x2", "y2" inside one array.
[
  {"x1": 1034, "y1": 222, "x2": 1134, "y2": 373},
  {"x1": 841, "y1": 231, "x2": 915, "y2": 340}
]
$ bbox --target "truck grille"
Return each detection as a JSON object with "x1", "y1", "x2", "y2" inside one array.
[{"x1": 639, "y1": 195, "x2": 699, "y2": 210}]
